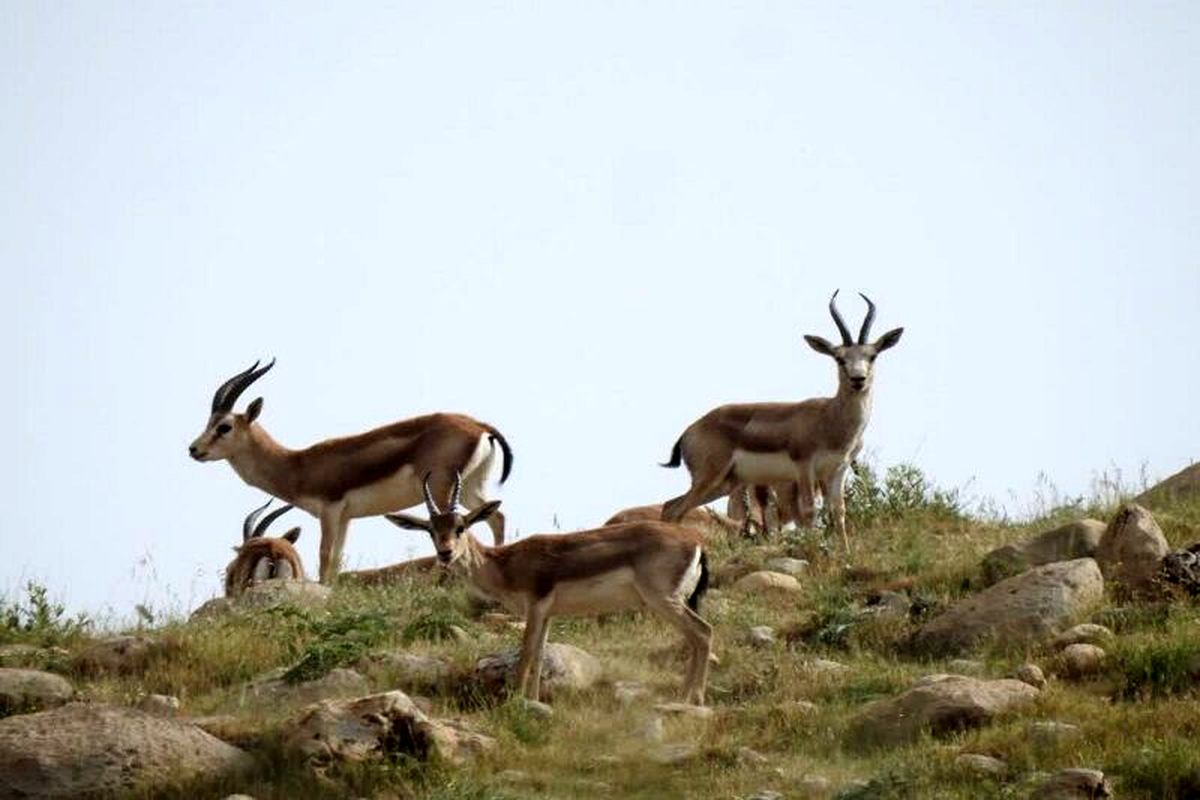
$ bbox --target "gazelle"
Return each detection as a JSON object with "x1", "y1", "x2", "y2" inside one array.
[
  {"x1": 661, "y1": 292, "x2": 902, "y2": 549},
  {"x1": 225, "y1": 498, "x2": 305, "y2": 597},
  {"x1": 387, "y1": 474, "x2": 713, "y2": 705},
  {"x1": 188, "y1": 360, "x2": 514, "y2": 583},
  {"x1": 726, "y1": 484, "x2": 789, "y2": 537}
]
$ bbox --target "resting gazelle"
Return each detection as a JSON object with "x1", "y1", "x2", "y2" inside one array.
[
  {"x1": 225, "y1": 498, "x2": 305, "y2": 597},
  {"x1": 386, "y1": 474, "x2": 713, "y2": 705}
]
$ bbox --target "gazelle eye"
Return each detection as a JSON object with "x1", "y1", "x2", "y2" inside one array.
[
  {"x1": 456, "y1": 526, "x2": 465, "y2": 534},
  {"x1": 216, "y1": 423, "x2": 232, "y2": 436}
]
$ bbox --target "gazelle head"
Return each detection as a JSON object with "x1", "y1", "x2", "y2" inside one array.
[
  {"x1": 224, "y1": 498, "x2": 302, "y2": 597},
  {"x1": 384, "y1": 472, "x2": 501, "y2": 566},
  {"x1": 189, "y1": 359, "x2": 275, "y2": 462},
  {"x1": 803, "y1": 291, "x2": 903, "y2": 394}
]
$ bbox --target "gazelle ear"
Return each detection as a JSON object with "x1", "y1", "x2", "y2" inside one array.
[
  {"x1": 385, "y1": 513, "x2": 432, "y2": 533},
  {"x1": 465, "y1": 500, "x2": 503, "y2": 529},
  {"x1": 245, "y1": 397, "x2": 264, "y2": 423},
  {"x1": 874, "y1": 327, "x2": 904, "y2": 352},
  {"x1": 804, "y1": 335, "x2": 837, "y2": 356},
  {"x1": 281, "y1": 527, "x2": 301, "y2": 544}
]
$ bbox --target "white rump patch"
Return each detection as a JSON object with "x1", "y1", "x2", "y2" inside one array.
[{"x1": 675, "y1": 546, "x2": 703, "y2": 602}]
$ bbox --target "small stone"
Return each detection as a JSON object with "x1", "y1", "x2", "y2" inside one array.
[
  {"x1": 613, "y1": 681, "x2": 650, "y2": 706},
  {"x1": 654, "y1": 702, "x2": 714, "y2": 720},
  {"x1": 1035, "y1": 768, "x2": 1112, "y2": 798},
  {"x1": 447, "y1": 624, "x2": 472, "y2": 643},
  {"x1": 866, "y1": 590, "x2": 911, "y2": 618},
  {"x1": 733, "y1": 571, "x2": 803, "y2": 594},
  {"x1": 796, "y1": 774, "x2": 833, "y2": 796},
  {"x1": 222, "y1": 796, "x2": 257, "y2": 800},
  {"x1": 519, "y1": 698, "x2": 554, "y2": 719},
  {"x1": 956, "y1": 753, "x2": 1007, "y2": 776},
  {"x1": 786, "y1": 699, "x2": 819, "y2": 715},
  {"x1": 1028, "y1": 721, "x2": 1080, "y2": 743},
  {"x1": 737, "y1": 746, "x2": 769, "y2": 765},
  {"x1": 747, "y1": 792, "x2": 782, "y2": 800},
  {"x1": 947, "y1": 659, "x2": 985, "y2": 675},
  {"x1": 805, "y1": 658, "x2": 848, "y2": 675},
  {"x1": 1053, "y1": 624, "x2": 1113, "y2": 649},
  {"x1": 137, "y1": 694, "x2": 180, "y2": 717},
  {"x1": 1014, "y1": 663, "x2": 1047, "y2": 689},
  {"x1": 748, "y1": 626, "x2": 777, "y2": 648},
  {"x1": 1060, "y1": 644, "x2": 1106, "y2": 678},
  {"x1": 765, "y1": 557, "x2": 810, "y2": 576},
  {"x1": 497, "y1": 769, "x2": 530, "y2": 783}
]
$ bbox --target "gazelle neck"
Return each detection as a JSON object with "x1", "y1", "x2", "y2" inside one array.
[
  {"x1": 831, "y1": 374, "x2": 874, "y2": 431},
  {"x1": 227, "y1": 426, "x2": 297, "y2": 502},
  {"x1": 452, "y1": 534, "x2": 509, "y2": 601}
]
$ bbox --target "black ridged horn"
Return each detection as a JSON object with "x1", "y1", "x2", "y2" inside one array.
[
  {"x1": 449, "y1": 471, "x2": 463, "y2": 511},
  {"x1": 254, "y1": 503, "x2": 295, "y2": 538},
  {"x1": 828, "y1": 290, "x2": 853, "y2": 345},
  {"x1": 422, "y1": 473, "x2": 441, "y2": 515},
  {"x1": 211, "y1": 359, "x2": 275, "y2": 414},
  {"x1": 243, "y1": 497, "x2": 273, "y2": 542},
  {"x1": 857, "y1": 293, "x2": 877, "y2": 344}
]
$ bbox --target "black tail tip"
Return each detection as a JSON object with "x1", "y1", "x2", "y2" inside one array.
[{"x1": 687, "y1": 551, "x2": 710, "y2": 612}]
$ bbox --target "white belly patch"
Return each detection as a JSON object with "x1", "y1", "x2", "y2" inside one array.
[{"x1": 732, "y1": 449, "x2": 799, "y2": 483}]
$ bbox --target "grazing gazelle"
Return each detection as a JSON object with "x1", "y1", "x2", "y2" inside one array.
[
  {"x1": 188, "y1": 360, "x2": 514, "y2": 583},
  {"x1": 225, "y1": 498, "x2": 305, "y2": 597},
  {"x1": 387, "y1": 474, "x2": 713, "y2": 705},
  {"x1": 661, "y1": 292, "x2": 902, "y2": 550}
]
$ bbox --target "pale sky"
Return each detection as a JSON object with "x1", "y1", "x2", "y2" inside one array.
[{"x1": 3, "y1": 3, "x2": 1197, "y2": 618}]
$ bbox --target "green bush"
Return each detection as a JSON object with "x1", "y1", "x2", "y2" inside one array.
[{"x1": 0, "y1": 581, "x2": 91, "y2": 646}]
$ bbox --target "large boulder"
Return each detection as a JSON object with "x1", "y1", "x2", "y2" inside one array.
[
  {"x1": 0, "y1": 702, "x2": 251, "y2": 798},
  {"x1": 358, "y1": 651, "x2": 453, "y2": 693},
  {"x1": 1033, "y1": 768, "x2": 1113, "y2": 798},
  {"x1": 0, "y1": 668, "x2": 74, "y2": 716},
  {"x1": 282, "y1": 690, "x2": 494, "y2": 767},
  {"x1": 473, "y1": 643, "x2": 602, "y2": 699},
  {"x1": 1096, "y1": 504, "x2": 1169, "y2": 594},
  {"x1": 849, "y1": 675, "x2": 1039, "y2": 748},
  {"x1": 242, "y1": 667, "x2": 370, "y2": 707},
  {"x1": 911, "y1": 559, "x2": 1103, "y2": 656},
  {"x1": 981, "y1": 520, "x2": 1104, "y2": 584}
]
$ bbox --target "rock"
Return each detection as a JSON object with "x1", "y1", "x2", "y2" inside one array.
[
  {"x1": 359, "y1": 652, "x2": 452, "y2": 692},
  {"x1": 805, "y1": 658, "x2": 849, "y2": 675},
  {"x1": 244, "y1": 667, "x2": 370, "y2": 706},
  {"x1": 747, "y1": 625, "x2": 777, "y2": 648},
  {"x1": 746, "y1": 791, "x2": 782, "y2": 800},
  {"x1": 635, "y1": 715, "x2": 664, "y2": 742},
  {"x1": 190, "y1": 580, "x2": 331, "y2": 620},
  {"x1": 1052, "y1": 624, "x2": 1113, "y2": 648},
  {"x1": 911, "y1": 559, "x2": 1104, "y2": 656},
  {"x1": 1160, "y1": 543, "x2": 1200, "y2": 596},
  {"x1": 1033, "y1": 768, "x2": 1112, "y2": 798},
  {"x1": 947, "y1": 659, "x2": 985, "y2": 675},
  {"x1": 473, "y1": 643, "x2": 601, "y2": 699},
  {"x1": 786, "y1": 699, "x2": 820, "y2": 715},
  {"x1": 222, "y1": 795, "x2": 257, "y2": 800},
  {"x1": 1059, "y1": 644, "x2": 1106, "y2": 678},
  {"x1": 72, "y1": 636, "x2": 163, "y2": 676},
  {"x1": 446, "y1": 624, "x2": 472, "y2": 643},
  {"x1": 654, "y1": 702, "x2": 714, "y2": 720},
  {"x1": 519, "y1": 698, "x2": 554, "y2": 719},
  {"x1": 1028, "y1": 721, "x2": 1080, "y2": 744},
  {"x1": 796, "y1": 774, "x2": 833, "y2": 796},
  {"x1": 865, "y1": 590, "x2": 911, "y2": 618},
  {"x1": 1014, "y1": 663, "x2": 1047, "y2": 689},
  {"x1": 136, "y1": 693, "x2": 180, "y2": 717},
  {"x1": 737, "y1": 746, "x2": 769, "y2": 765},
  {"x1": 956, "y1": 753, "x2": 1007, "y2": 776},
  {"x1": 282, "y1": 690, "x2": 494, "y2": 767},
  {"x1": 850, "y1": 676, "x2": 1039, "y2": 748},
  {"x1": 981, "y1": 520, "x2": 1105, "y2": 584},
  {"x1": 497, "y1": 769, "x2": 530, "y2": 783},
  {"x1": 765, "y1": 557, "x2": 810, "y2": 576},
  {"x1": 0, "y1": 669, "x2": 74, "y2": 716},
  {"x1": 0, "y1": 702, "x2": 251, "y2": 798},
  {"x1": 651, "y1": 742, "x2": 699, "y2": 765},
  {"x1": 733, "y1": 571, "x2": 803, "y2": 594},
  {"x1": 613, "y1": 681, "x2": 650, "y2": 706},
  {"x1": 1097, "y1": 503, "x2": 1169, "y2": 594}
]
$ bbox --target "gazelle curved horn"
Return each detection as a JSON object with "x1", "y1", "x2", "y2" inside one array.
[
  {"x1": 243, "y1": 497, "x2": 274, "y2": 542},
  {"x1": 828, "y1": 290, "x2": 853, "y2": 345},
  {"x1": 211, "y1": 359, "x2": 276, "y2": 414},
  {"x1": 857, "y1": 293, "x2": 877, "y2": 344},
  {"x1": 449, "y1": 471, "x2": 463, "y2": 511},
  {"x1": 253, "y1": 503, "x2": 295, "y2": 538},
  {"x1": 422, "y1": 472, "x2": 441, "y2": 515}
]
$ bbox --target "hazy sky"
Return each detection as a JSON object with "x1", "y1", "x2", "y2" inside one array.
[{"x1": 3, "y1": 3, "x2": 1197, "y2": 618}]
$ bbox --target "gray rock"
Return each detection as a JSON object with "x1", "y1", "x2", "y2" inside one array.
[
  {"x1": 0, "y1": 702, "x2": 251, "y2": 798},
  {"x1": 1033, "y1": 768, "x2": 1112, "y2": 798},
  {"x1": 282, "y1": 690, "x2": 494, "y2": 767},
  {"x1": 1014, "y1": 663, "x2": 1047, "y2": 689},
  {"x1": 1028, "y1": 721, "x2": 1080, "y2": 744},
  {"x1": 981, "y1": 520, "x2": 1104, "y2": 584},
  {"x1": 651, "y1": 742, "x2": 699, "y2": 765},
  {"x1": 796, "y1": 774, "x2": 833, "y2": 797},
  {"x1": 473, "y1": 643, "x2": 602, "y2": 700},
  {"x1": 359, "y1": 651, "x2": 452, "y2": 692},
  {"x1": 1059, "y1": 644, "x2": 1106, "y2": 678},
  {"x1": 732, "y1": 571, "x2": 803, "y2": 594},
  {"x1": 850, "y1": 676, "x2": 1039, "y2": 748},
  {"x1": 746, "y1": 792, "x2": 782, "y2": 800},
  {"x1": 518, "y1": 698, "x2": 554, "y2": 719},
  {"x1": 956, "y1": 753, "x2": 1007, "y2": 776},
  {"x1": 805, "y1": 658, "x2": 849, "y2": 675},
  {"x1": 747, "y1": 625, "x2": 777, "y2": 648},
  {"x1": 0, "y1": 668, "x2": 74, "y2": 716},
  {"x1": 613, "y1": 680, "x2": 650, "y2": 706},
  {"x1": 866, "y1": 590, "x2": 911, "y2": 618},
  {"x1": 911, "y1": 559, "x2": 1104, "y2": 656},
  {"x1": 947, "y1": 659, "x2": 985, "y2": 675},
  {"x1": 136, "y1": 693, "x2": 180, "y2": 717},
  {"x1": 244, "y1": 667, "x2": 370, "y2": 706},
  {"x1": 1097, "y1": 504, "x2": 1169, "y2": 594},
  {"x1": 1052, "y1": 623, "x2": 1113, "y2": 648},
  {"x1": 654, "y1": 702, "x2": 714, "y2": 720},
  {"x1": 765, "y1": 557, "x2": 810, "y2": 576},
  {"x1": 737, "y1": 746, "x2": 769, "y2": 765},
  {"x1": 190, "y1": 580, "x2": 331, "y2": 620}
]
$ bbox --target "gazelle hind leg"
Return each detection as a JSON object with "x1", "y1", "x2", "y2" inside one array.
[
  {"x1": 639, "y1": 591, "x2": 712, "y2": 705},
  {"x1": 662, "y1": 468, "x2": 735, "y2": 523}
]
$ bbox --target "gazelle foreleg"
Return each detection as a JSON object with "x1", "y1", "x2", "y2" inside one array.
[
  {"x1": 822, "y1": 463, "x2": 851, "y2": 551},
  {"x1": 515, "y1": 595, "x2": 553, "y2": 700},
  {"x1": 318, "y1": 508, "x2": 350, "y2": 584}
]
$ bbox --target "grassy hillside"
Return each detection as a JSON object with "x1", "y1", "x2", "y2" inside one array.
[{"x1": 4, "y1": 463, "x2": 1200, "y2": 799}]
